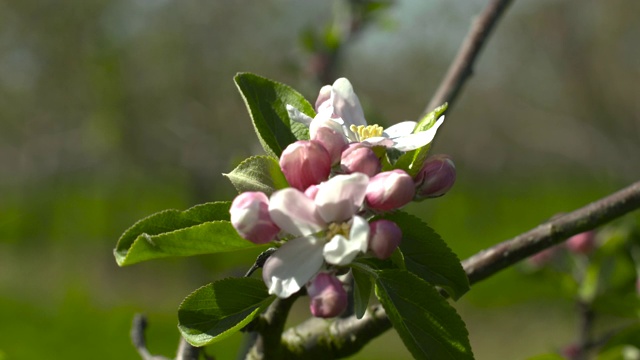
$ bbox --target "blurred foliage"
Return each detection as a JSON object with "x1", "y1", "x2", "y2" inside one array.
[{"x1": 1, "y1": 0, "x2": 639, "y2": 359}]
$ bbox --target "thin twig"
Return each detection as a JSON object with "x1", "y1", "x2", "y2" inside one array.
[
  {"x1": 130, "y1": 314, "x2": 170, "y2": 360},
  {"x1": 425, "y1": 0, "x2": 513, "y2": 115},
  {"x1": 280, "y1": 180, "x2": 640, "y2": 358}
]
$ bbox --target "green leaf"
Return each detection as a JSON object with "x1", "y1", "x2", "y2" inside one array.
[
  {"x1": 381, "y1": 211, "x2": 469, "y2": 300},
  {"x1": 224, "y1": 155, "x2": 289, "y2": 195},
  {"x1": 375, "y1": 270, "x2": 474, "y2": 360},
  {"x1": 178, "y1": 278, "x2": 275, "y2": 346},
  {"x1": 394, "y1": 103, "x2": 448, "y2": 177},
  {"x1": 114, "y1": 202, "x2": 258, "y2": 266},
  {"x1": 351, "y1": 265, "x2": 373, "y2": 319},
  {"x1": 234, "y1": 73, "x2": 314, "y2": 157}
]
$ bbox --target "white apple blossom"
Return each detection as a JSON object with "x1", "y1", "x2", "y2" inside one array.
[
  {"x1": 287, "y1": 78, "x2": 445, "y2": 152},
  {"x1": 262, "y1": 173, "x2": 370, "y2": 298}
]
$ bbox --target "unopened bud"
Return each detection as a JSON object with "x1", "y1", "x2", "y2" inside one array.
[
  {"x1": 310, "y1": 118, "x2": 348, "y2": 165},
  {"x1": 315, "y1": 85, "x2": 332, "y2": 113},
  {"x1": 230, "y1": 192, "x2": 280, "y2": 244},
  {"x1": 368, "y1": 220, "x2": 402, "y2": 259},
  {"x1": 307, "y1": 272, "x2": 348, "y2": 318},
  {"x1": 365, "y1": 170, "x2": 415, "y2": 211},
  {"x1": 566, "y1": 231, "x2": 596, "y2": 254},
  {"x1": 280, "y1": 140, "x2": 331, "y2": 191},
  {"x1": 414, "y1": 154, "x2": 456, "y2": 199},
  {"x1": 340, "y1": 143, "x2": 381, "y2": 177},
  {"x1": 527, "y1": 246, "x2": 559, "y2": 268}
]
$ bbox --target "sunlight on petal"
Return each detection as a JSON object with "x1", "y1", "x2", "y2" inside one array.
[
  {"x1": 349, "y1": 216, "x2": 370, "y2": 253},
  {"x1": 382, "y1": 121, "x2": 416, "y2": 138},
  {"x1": 286, "y1": 104, "x2": 313, "y2": 126},
  {"x1": 315, "y1": 174, "x2": 369, "y2": 223},
  {"x1": 323, "y1": 234, "x2": 363, "y2": 266},
  {"x1": 331, "y1": 78, "x2": 367, "y2": 127},
  {"x1": 392, "y1": 115, "x2": 445, "y2": 152},
  {"x1": 269, "y1": 188, "x2": 325, "y2": 236},
  {"x1": 263, "y1": 235, "x2": 325, "y2": 298}
]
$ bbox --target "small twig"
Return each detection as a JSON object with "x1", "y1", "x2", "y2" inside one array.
[
  {"x1": 176, "y1": 337, "x2": 203, "y2": 360},
  {"x1": 280, "y1": 180, "x2": 640, "y2": 357},
  {"x1": 425, "y1": 0, "x2": 513, "y2": 115},
  {"x1": 572, "y1": 300, "x2": 595, "y2": 360},
  {"x1": 130, "y1": 314, "x2": 170, "y2": 360}
]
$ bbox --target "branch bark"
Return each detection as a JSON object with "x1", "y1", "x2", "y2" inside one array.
[
  {"x1": 280, "y1": 179, "x2": 640, "y2": 358},
  {"x1": 425, "y1": 0, "x2": 513, "y2": 115}
]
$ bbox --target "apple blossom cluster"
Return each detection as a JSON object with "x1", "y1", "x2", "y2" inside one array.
[{"x1": 230, "y1": 78, "x2": 456, "y2": 318}]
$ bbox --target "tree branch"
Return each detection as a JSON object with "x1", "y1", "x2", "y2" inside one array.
[
  {"x1": 244, "y1": 292, "x2": 302, "y2": 360},
  {"x1": 281, "y1": 179, "x2": 640, "y2": 358},
  {"x1": 131, "y1": 314, "x2": 202, "y2": 360},
  {"x1": 425, "y1": 0, "x2": 513, "y2": 115}
]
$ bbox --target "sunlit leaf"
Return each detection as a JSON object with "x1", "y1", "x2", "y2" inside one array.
[
  {"x1": 224, "y1": 155, "x2": 289, "y2": 195},
  {"x1": 375, "y1": 270, "x2": 474, "y2": 360},
  {"x1": 379, "y1": 211, "x2": 469, "y2": 300},
  {"x1": 234, "y1": 73, "x2": 313, "y2": 157},
  {"x1": 114, "y1": 202, "x2": 258, "y2": 266},
  {"x1": 178, "y1": 278, "x2": 275, "y2": 346}
]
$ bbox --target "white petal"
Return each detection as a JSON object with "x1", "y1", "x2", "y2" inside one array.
[
  {"x1": 323, "y1": 234, "x2": 361, "y2": 266},
  {"x1": 315, "y1": 173, "x2": 369, "y2": 223},
  {"x1": 286, "y1": 104, "x2": 313, "y2": 126},
  {"x1": 383, "y1": 121, "x2": 416, "y2": 138},
  {"x1": 391, "y1": 115, "x2": 445, "y2": 152},
  {"x1": 269, "y1": 188, "x2": 325, "y2": 236},
  {"x1": 263, "y1": 236, "x2": 324, "y2": 298},
  {"x1": 309, "y1": 113, "x2": 347, "y2": 140},
  {"x1": 362, "y1": 136, "x2": 394, "y2": 148},
  {"x1": 331, "y1": 78, "x2": 367, "y2": 127},
  {"x1": 349, "y1": 215, "x2": 370, "y2": 253}
]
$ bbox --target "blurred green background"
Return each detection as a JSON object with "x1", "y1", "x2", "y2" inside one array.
[{"x1": 1, "y1": 0, "x2": 639, "y2": 359}]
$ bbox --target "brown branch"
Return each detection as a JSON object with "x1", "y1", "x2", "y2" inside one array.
[
  {"x1": 244, "y1": 292, "x2": 302, "y2": 360},
  {"x1": 462, "y1": 180, "x2": 640, "y2": 284},
  {"x1": 131, "y1": 314, "x2": 202, "y2": 360},
  {"x1": 281, "y1": 180, "x2": 640, "y2": 358},
  {"x1": 425, "y1": 0, "x2": 513, "y2": 115}
]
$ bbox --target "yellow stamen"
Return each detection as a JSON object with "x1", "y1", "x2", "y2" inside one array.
[
  {"x1": 327, "y1": 222, "x2": 351, "y2": 239},
  {"x1": 349, "y1": 124, "x2": 384, "y2": 141}
]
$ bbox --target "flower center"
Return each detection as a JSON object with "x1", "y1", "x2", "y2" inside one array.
[
  {"x1": 326, "y1": 222, "x2": 351, "y2": 240},
  {"x1": 350, "y1": 124, "x2": 384, "y2": 141}
]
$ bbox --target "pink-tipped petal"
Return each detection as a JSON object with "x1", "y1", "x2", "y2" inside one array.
[
  {"x1": 269, "y1": 188, "x2": 325, "y2": 236},
  {"x1": 315, "y1": 173, "x2": 369, "y2": 223}
]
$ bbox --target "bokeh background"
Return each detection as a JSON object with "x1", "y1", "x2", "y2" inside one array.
[{"x1": 1, "y1": 0, "x2": 639, "y2": 359}]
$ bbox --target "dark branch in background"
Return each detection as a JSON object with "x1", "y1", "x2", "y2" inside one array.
[
  {"x1": 425, "y1": 0, "x2": 513, "y2": 115},
  {"x1": 131, "y1": 314, "x2": 170, "y2": 360},
  {"x1": 279, "y1": 180, "x2": 640, "y2": 358},
  {"x1": 131, "y1": 314, "x2": 202, "y2": 360}
]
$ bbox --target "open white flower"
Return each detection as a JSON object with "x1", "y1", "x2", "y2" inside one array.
[
  {"x1": 262, "y1": 173, "x2": 370, "y2": 298},
  {"x1": 287, "y1": 78, "x2": 444, "y2": 152}
]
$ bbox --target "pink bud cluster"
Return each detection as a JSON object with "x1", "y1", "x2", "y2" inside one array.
[{"x1": 229, "y1": 83, "x2": 458, "y2": 318}]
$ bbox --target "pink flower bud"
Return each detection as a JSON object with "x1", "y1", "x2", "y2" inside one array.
[
  {"x1": 311, "y1": 119, "x2": 348, "y2": 165},
  {"x1": 527, "y1": 246, "x2": 559, "y2": 267},
  {"x1": 340, "y1": 143, "x2": 381, "y2": 177},
  {"x1": 307, "y1": 272, "x2": 348, "y2": 318},
  {"x1": 565, "y1": 231, "x2": 596, "y2": 254},
  {"x1": 280, "y1": 140, "x2": 332, "y2": 191},
  {"x1": 230, "y1": 192, "x2": 280, "y2": 244},
  {"x1": 365, "y1": 170, "x2": 415, "y2": 211},
  {"x1": 368, "y1": 220, "x2": 402, "y2": 259},
  {"x1": 414, "y1": 154, "x2": 456, "y2": 199}
]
